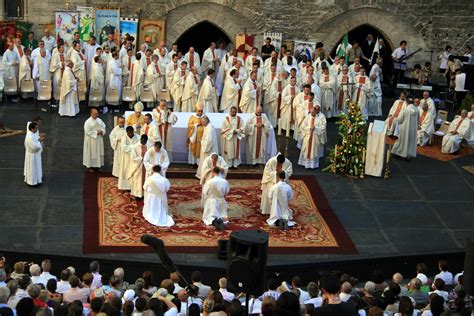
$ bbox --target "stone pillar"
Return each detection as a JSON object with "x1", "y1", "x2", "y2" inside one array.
[{"x1": 0, "y1": 0, "x2": 6, "y2": 20}]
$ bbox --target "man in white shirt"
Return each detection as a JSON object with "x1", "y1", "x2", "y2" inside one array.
[
  {"x1": 56, "y1": 269, "x2": 72, "y2": 294},
  {"x1": 434, "y1": 260, "x2": 453, "y2": 286},
  {"x1": 40, "y1": 259, "x2": 57, "y2": 282},
  {"x1": 292, "y1": 276, "x2": 310, "y2": 304},
  {"x1": 191, "y1": 271, "x2": 211, "y2": 300},
  {"x1": 90, "y1": 261, "x2": 102, "y2": 290},
  {"x1": 29, "y1": 264, "x2": 46, "y2": 287},
  {"x1": 41, "y1": 28, "x2": 56, "y2": 52},
  {"x1": 391, "y1": 40, "x2": 409, "y2": 87},
  {"x1": 218, "y1": 277, "x2": 235, "y2": 302}
]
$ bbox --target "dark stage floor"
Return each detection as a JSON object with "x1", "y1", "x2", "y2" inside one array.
[{"x1": 0, "y1": 96, "x2": 473, "y2": 269}]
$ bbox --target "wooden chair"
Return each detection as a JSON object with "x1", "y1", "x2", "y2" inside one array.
[
  {"x1": 122, "y1": 86, "x2": 136, "y2": 102},
  {"x1": 140, "y1": 86, "x2": 154, "y2": 103},
  {"x1": 437, "y1": 110, "x2": 448, "y2": 122},
  {"x1": 77, "y1": 79, "x2": 87, "y2": 102},
  {"x1": 106, "y1": 86, "x2": 119, "y2": 104},
  {"x1": 36, "y1": 80, "x2": 52, "y2": 111}
]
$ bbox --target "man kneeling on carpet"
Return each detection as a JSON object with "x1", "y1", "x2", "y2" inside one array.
[
  {"x1": 267, "y1": 171, "x2": 296, "y2": 230},
  {"x1": 142, "y1": 165, "x2": 175, "y2": 227},
  {"x1": 202, "y1": 167, "x2": 230, "y2": 230}
]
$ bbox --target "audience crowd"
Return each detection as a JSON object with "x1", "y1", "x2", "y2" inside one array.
[{"x1": 0, "y1": 257, "x2": 472, "y2": 316}]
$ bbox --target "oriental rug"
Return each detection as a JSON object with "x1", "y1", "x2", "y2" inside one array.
[
  {"x1": 0, "y1": 126, "x2": 25, "y2": 138},
  {"x1": 385, "y1": 137, "x2": 473, "y2": 162},
  {"x1": 462, "y1": 166, "x2": 474, "y2": 174},
  {"x1": 83, "y1": 172, "x2": 356, "y2": 255}
]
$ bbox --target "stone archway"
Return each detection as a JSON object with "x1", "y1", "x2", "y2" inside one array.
[
  {"x1": 318, "y1": 7, "x2": 430, "y2": 62},
  {"x1": 164, "y1": 2, "x2": 261, "y2": 48}
]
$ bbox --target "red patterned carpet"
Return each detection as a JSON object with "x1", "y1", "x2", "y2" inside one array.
[{"x1": 83, "y1": 172, "x2": 356, "y2": 255}]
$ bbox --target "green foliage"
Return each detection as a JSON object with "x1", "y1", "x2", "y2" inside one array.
[
  {"x1": 458, "y1": 93, "x2": 474, "y2": 114},
  {"x1": 323, "y1": 101, "x2": 368, "y2": 177}
]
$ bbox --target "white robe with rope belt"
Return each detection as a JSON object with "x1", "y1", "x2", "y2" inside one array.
[
  {"x1": 24, "y1": 130, "x2": 43, "y2": 186},
  {"x1": 202, "y1": 176, "x2": 230, "y2": 225},
  {"x1": 260, "y1": 155, "x2": 293, "y2": 215},
  {"x1": 143, "y1": 173, "x2": 174, "y2": 227},
  {"x1": 267, "y1": 180, "x2": 295, "y2": 226},
  {"x1": 83, "y1": 117, "x2": 106, "y2": 168}
]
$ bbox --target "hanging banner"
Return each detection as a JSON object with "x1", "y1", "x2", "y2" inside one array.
[
  {"x1": 95, "y1": 9, "x2": 120, "y2": 46},
  {"x1": 55, "y1": 11, "x2": 80, "y2": 47},
  {"x1": 0, "y1": 21, "x2": 16, "y2": 54},
  {"x1": 263, "y1": 32, "x2": 282, "y2": 52},
  {"x1": 120, "y1": 18, "x2": 138, "y2": 51},
  {"x1": 16, "y1": 21, "x2": 32, "y2": 42},
  {"x1": 236, "y1": 33, "x2": 254, "y2": 60},
  {"x1": 138, "y1": 19, "x2": 166, "y2": 50},
  {"x1": 77, "y1": 6, "x2": 95, "y2": 43},
  {"x1": 294, "y1": 40, "x2": 316, "y2": 60}
]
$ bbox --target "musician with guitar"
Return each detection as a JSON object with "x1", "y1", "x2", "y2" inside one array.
[{"x1": 391, "y1": 40, "x2": 421, "y2": 88}]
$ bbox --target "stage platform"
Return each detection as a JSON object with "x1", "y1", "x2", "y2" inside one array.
[{"x1": 0, "y1": 98, "x2": 473, "y2": 277}]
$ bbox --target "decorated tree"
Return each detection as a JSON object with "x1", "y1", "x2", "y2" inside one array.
[{"x1": 324, "y1": 101, "x2": 367, "y2": 178}]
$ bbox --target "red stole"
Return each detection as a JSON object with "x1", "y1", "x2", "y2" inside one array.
[
  {"x1": 60, "y1": 54, "x2": 65, "y2": 76},
  {"x1": 255, "y1": 116, "x2": 263, "y2": 159},
  {"x1": 155, "y1": 64, "x2": 161, "y2": 75},
  {"x1": 307, "y1": 101, "x2": 313, "y2": 113},
  {"x1": 146, "y1": 57, "x2": 151, "y2": 66},
  {"x1": 290, "y1": 86, "x2": 296, "y2": 123},
  {"x1": 225, "y1": 116, "x2": 241, "y2": 157},
  {"x1": 181, "y1": 70, "x2": 186, "y2": 77},
  {"x1": 130, "y1": 63, "x2": 135, "y2": 87},
  {"x1": 307, "y1": 116, "x2": 315, "y2": 159},
  {"x1": 277, "y1": 81, "x2": 282, "y2": 119},
  {"x1": 389, "y1": 100, "x2": 404, "y2": 128},
  {"x1": 454, "y1": 118, "x2": 464, "y2": 132},
  {"x1": 419, "y1": 111, "x2": 427, "y2": 125},
  {"x1": 158, "y1": 110, "x2": 169, "y2": 146},
  {"x1": 338, "y1": 75, "x2": 348, "y2": 110},
  {"x1": 17, "y1": 46, "x2": 23, "y2": 57},
  {"x1": 173, "y1": 63, "x2": 177, "y2": 71},
  {"x1": 128, "y1": 57, "x2": 131, "y2": 71},
  {"x1": 235, "y1": 79, "x2": 242, "y2": 109},
  {"x1": 141, "y1": 145, "x2": 147, "y2": 186},
  {"x1": 355, "y1": 76, "x2": 366, "y2": 104},
  {"x1": 253, "y1": 81, "x2": 259, "y2": 108},
  {"x1": 189, "y1": 54, "x2": 194, "y2": 68}
]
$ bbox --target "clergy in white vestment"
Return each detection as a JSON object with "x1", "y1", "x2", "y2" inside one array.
[
  {"x1": 386, "y1": 92, "x2": 408, "y2": 136},
  {"x1": 129, "y1": 54, "x2": 145, "y2": 100},
  {"x1": 245, "y1": 106, "x2": 272, "y2": 165},
  {"x1": 144, "y1": 141, "x2": 170, "y2": 179},
  {"x1": 187, "y1": 105, "x2": 205, "y2": 165},
  {"x1": 142, "y1": 165, "x2": 175, "y2": 227},
  {"x1": 141, "y1": 49, "x2": 153, "y2": 73},
  {"x1": 263, "y1": 51, "x2": 283, "y2": 74},
  {"x1": 264, "y1": 72, "x2": 287, "y2": 127},
  {"x1": 336, "y1": 66, "x2": 353, "y2": 114},
  {"x1": 201, "y1": 42, "x2": 219, "y2": 74},
  {"x1": 127, "y1": 135, "x2": 148, "y2": 199},
  {"x1": 18, "y1": 48, "x2": 33, "y2": 98},
  {"x1": 239, "y1": 71, "x2": 260, "y2": 114},
  {"x1": 199, "y1": 153, "x2": 229, "y2": 186},
  {"x1": 106, "y1": 52, "x2": 122, "y2": 107},
  {"x1": 367, "y1": 73, "x2": 383, "y2": 117},
  {"x1": 196, "y1": 116, "x2": 219, "y2": 179},
  {"x1": 280, "y1": 77, "x2": 299, "y2": 131},
  {"x1": 58, "y1": 62, "x2": 79, "y2": 117},
  {"x1": 298, "y1": 106, "x2": 327, "y2": 169},
  {"x1": 467, "y1": 104, "x2": 474, "y2": 145},
  {"x1": 293, "y1": 84, "x2": 312, "y2": 141},
  {"x1": 220, "y1": 69, "x2": 242, "y2": 113},
  {"x1": 262, "y1": 64, "x2": 278, "y2": 98},
  {"x1": 84, "y1": 36, "x2": 101, "y2": 76},
  {"x1": 89, "y1": 56, "x2": 105, "y2": 108},
  {"x1": 13, "y1": 38, "x2": 25, "y2": 68},
  {"x1": 442, "y1": 110, "x2": 471, "y2": 154},
  {"x1": 145, "y1": 54, "x2": 164, "y2": 103},
  {"x1": 70, "y1": 42, "x2": 87, "y2": 82},
  {"x1": 140, "y1": 114, "x2": 156, "y2": 148},
  {"x1": 32, "y1": 50, "x2": 51, "y2": 88},
  {"x1": 391, "y1": 99, "x2": 419, "y2": 159},
  {"x1": 198, "y1": 69, "x2": 218, "y2": 113},
  {"x1": 83, "y1": 108, "x2": 106, "y2": 170},
  {"x1": 109, "y1": 116, "x2": 127, "y2": 177},
  {"x1": 221, "y1": 107, "x2": 245, "y2": 168},
  {"x1": 182, "y1": 66, "x2": 201, "y2": 112},
  {"x1": 261, "y1": 153, "x2": 293, "y2": 215},
  {"x1": 267, "y1": 171, "x2": 295, "y2": 228},
  {"x1": 49, "y1": 44, "x2": 66, "y2": 100},
  {"x1": 170, "y1": 60, "x2": 188, "y2": 112},
  {"x1": 24, "y1": 122, "x2": 43, "y2": 186},
  {"x1": 352, "y1": 68, "x2": 370, "y2": 119},
  {"x1": 319, "y1": 67, "x2": 336, "y2": 119},
  {"x1": 184, "y1": 47, "x2": 201, "y2": 71},
  {"x1": 121, "y1": 49, "x2": 135, "y2": 88},
  {"x1": 118, "y1": 126, "x2": 140, "y2": 190},
  {"x1": 245, "y1": 48, "x2": 263, "y2": 71},
  {"x1": 152, "y1": 100, "x2": 177, "y2": 155},
  {"x1": 3, "y1": 42, "x2": 20, "y2": 97},
  {"x1": 202, "y1": 167, "x2": 230, "y2": 226},
  {"x1": 416, "y1": 99, "x2": 435, "y2": 147},
  {"x1": 166, "y1": 54, "x2": 179, "y2": 93},
  {"x1": 421, "y1": 91, "x2": 437, "y2": 121}
]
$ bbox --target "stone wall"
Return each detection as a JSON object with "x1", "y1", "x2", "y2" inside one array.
[{"x1": 23, "y1": 0, "x2": 474, "y2": 68}]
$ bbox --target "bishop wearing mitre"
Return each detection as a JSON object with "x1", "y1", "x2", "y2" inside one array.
[
  {"x1": 221, "y1": 106, "x2": 245, "y2": 168},
  {"x1": 187, "y1": 105, "x2": 205, "y2": 165}
]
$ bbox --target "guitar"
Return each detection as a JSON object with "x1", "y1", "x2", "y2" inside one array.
[{"x1": 398, "y1": 48, "x2": 422, "y2": 63}]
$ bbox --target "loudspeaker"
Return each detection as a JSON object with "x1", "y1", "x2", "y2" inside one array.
[
  {"x1": 217, "y1": 239, "x2": 228, "y2": 260},
  {"x1": 227, "y1": 230, "x2": 268, "y2": 295},
  {"x1": 463, "y1": 239, "x2": 474, "y2": 296}
]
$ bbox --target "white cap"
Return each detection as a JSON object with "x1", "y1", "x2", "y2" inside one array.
[
  {"x1": 134, "y1": 102, "x2": 144, "y2": 112},
  {"x1": 416, "y1": 273, "x2": 428, "y2": 285},
  {"x1": 122, "y1": 289, "x2": 135, "y2": 302}
]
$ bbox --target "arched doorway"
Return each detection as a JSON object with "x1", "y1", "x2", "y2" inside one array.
[{"x1": 176, "y1": 21, "x2": 231, "y2": 57}]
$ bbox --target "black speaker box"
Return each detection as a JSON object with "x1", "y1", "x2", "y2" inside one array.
[
  {"x1": 463, "y1": 239, "x2": 474, "y2": 296},
  {"x1": 227, "y1": 230, "x2": 269, "y2": 295}
]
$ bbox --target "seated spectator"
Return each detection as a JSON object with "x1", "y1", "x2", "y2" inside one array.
[
  {"x1": 27, "y1": 284, "x2": 44, "y2": 308},
  {"x1": 421, "y1": 294, "x2": 444, "y2": 316},
  {"x1": 260, "y1": 279, "x2": 280, "y2": 301},
  {"x1": 55, "y1": 269, "x2": 71, "y2": 294},
  {"x1": 122, "y1": 289, "x2": 135, "y2": 305},
  {"x1": 122, "y1": 300, "x2": 134, "y2": 316},
  {"x1": 434, "y1": 259, "x2": 453, "y2": 287},
  {"x1": 191, "y1": 271, "x2": 210, "y2": 300},
  {"x1": 81, "y1": 272, "x2": 93, "y2": 297},
  {"x1": 291, "y1": 276, "x2": 310, "y2": 304},
  {"x1": 371, "y1": 269, "x2": 387, "y2": 296},
  {"x1": 394, "y1": 296, "x2": 416, "y2": 316},
  {"x1": 177, "y1": 286, "x2": 203, "y2": 314},
  {"x1": 429, "y1": 279, "x2": 448, "y2": 301},
  {"x1": 313, "y1": 274, "x2": 357, "y2": 316},
  {"x1": 6, "y1": 280, "x2": 19, "y2": 310},
  {"x1": 304, "y1": 281, "x2": 322, "y2": 308},
  {"x1": 39, "y1": 260, "x2": 56, "y2": 282},
  {"x1": 274, "y1": 291, "x2": 300, "y2": 316},
  {"x1": 113, "y1": 268, "x2": 129, "y2": 294},
  {"x1": 63, "y1": 276, "x2": 87, "y2": 303},
  {"x1": 383, "y1": 290, "x2": 399, "y2": 314},
  {"x1": 392, "y1": 273, "x2": 408, "y2": 296},
  {"x1": 158, "y1": 279, "x2": 176, "y2": 301},
  {"x1": 133, "y1": 297, "x2": 147, "y2": 316},
  {"x1": 142, "y1": 271, "x2": 157, "y2": 296},
  {"x1": 169, "y1": 272, "x2": 183, "y2": 294},
  {"x1": 408, "y1": 278, "x2": 429, "y2": 309},
  {"x1": 367, "y1": 306, "x2": 384, "y2": 316},
  {"x1": 109, "y1": 276, "x2": 123, "y2": 298},
  {"x1": 218, "y1": 277, "x2": 234, "y2": 302},
  {"x1": 0, "y1": 287, "x2": 13, "y2": 315},
  {"x1": 0, "y1": 270, "x2": 6, "y2": 288},
  {"x1": 29, "y1": 265, "x2": 46, "y2": 287},
  {"x1": 10, "y1": 263, "x2": 26, "y2": 281},
  {"x1": 45, "y1": 279, "x2": 61, "y2": 304},
  {"x1": 339, "y1": 282, "x2": 352, "y2": 302},
  {"x1": 133, "y1": 278, "x2": 151, "y2": 298},
  {"x1": 187, "y1": 303, "x2": 200, "y2": 316},
  {"x1": 8, "y1": 276, "x2": 30, "y2": 309},
  {"x1": 90, "y1": 297, "x2": 104, "y2": 316},
  {"x1": 15, "y1": 297, "x2": 35, "y2": 316},
  {"x1": 261, "y1": 296, "x2": 276, "y2": 316}
]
